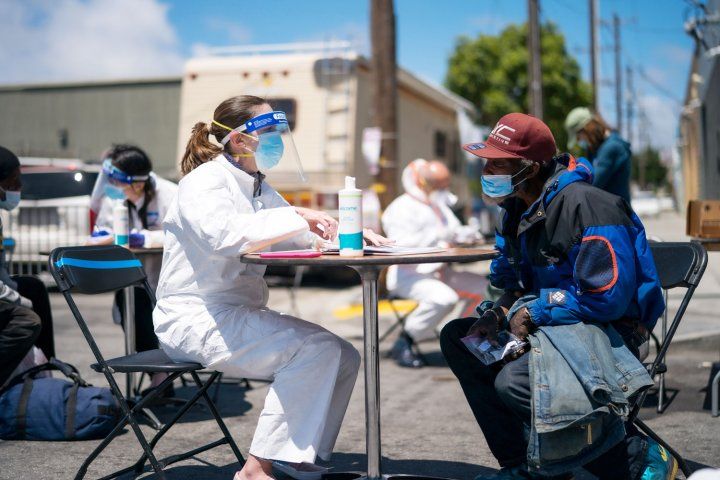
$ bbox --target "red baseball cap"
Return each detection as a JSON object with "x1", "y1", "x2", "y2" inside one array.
[{"x1": 463, "y1": 113, "x2": 557, "y2": 164}]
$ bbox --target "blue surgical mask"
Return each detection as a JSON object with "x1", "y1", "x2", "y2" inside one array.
[
  {"x1": 577, "y1": 139, "x2": 590, "y2": 151},
  {"x1": 255, "y1": 132, "x2": 284, "y2": 170},
  {"x1": 0, "y1": 189, "x2": 21, "y2": 211},
  {"x1": 104, "y1": 183, "x2": 126, "y2": 200},
  {"x1": 481, "y1": 166, "x2": 530, "y2": 198}
]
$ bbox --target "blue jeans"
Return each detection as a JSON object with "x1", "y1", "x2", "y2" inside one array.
[{"x1": 440, "y1": 317, "x2": 648, "y2": 480}]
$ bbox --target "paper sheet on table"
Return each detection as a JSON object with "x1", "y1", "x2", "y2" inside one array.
[{"x1": 321, "y1": 245, "x2": 446, "y2": 256}]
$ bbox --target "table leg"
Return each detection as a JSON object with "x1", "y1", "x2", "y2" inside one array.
[
  {"x1": 352, "y1": 266, "x2": 383, "y2": 480},
  {"x1": 123, "y1": 285, "x2": 136, "y2": 398}
]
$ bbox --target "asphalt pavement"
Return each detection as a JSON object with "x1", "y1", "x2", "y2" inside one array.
[{"x1": 0, "y1": 210, "x2": 718, "y2": 479}]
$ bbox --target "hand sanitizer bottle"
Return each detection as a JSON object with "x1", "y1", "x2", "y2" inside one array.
[
  {"x1": 113, "y1": 201, "x2": 129, "y2": 247},
  {"x1": 339, "y1": 176, "x2": 363, "y2": 257}
]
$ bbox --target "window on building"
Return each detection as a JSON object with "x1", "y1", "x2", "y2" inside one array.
[
  {"x1": 434, "y1": 130, "x2": 447, "y2": 158},
  {"x1": 268, "y1": 98, "x2": 298, "y2": 130}
]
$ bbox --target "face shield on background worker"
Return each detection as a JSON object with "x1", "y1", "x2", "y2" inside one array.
[
  {"x1": 401, "y1": 158, "x2": 458, "y2": 208},
  {"x1": 213, "y1": 111, "x2": 306, "y2": 182},
  {"x1": 90, "y1": 159, "x2": 150, "y2": 214},
  {"x1": 401, "y1": 158, "x2": 430, "y2": 201}
]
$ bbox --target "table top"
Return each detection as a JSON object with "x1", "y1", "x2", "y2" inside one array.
[{"x1": 242, "y1": 247, "x2": 497, "y2": 267}]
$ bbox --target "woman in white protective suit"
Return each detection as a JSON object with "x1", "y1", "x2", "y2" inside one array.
[
  {"x1": 381, "y1": 159, "x2": 488, "y2": 368},
  {"x1": 153, "y1": 95, "x2": 389, "y2": 480}
]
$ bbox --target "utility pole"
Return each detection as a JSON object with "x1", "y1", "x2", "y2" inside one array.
[
  {"x1": 528, "y1": 0, "x2": 543, "y2": 118},
  {"x1": 613, "y1": 13, "x2": 623, "y2": 134},
  {"x1": 626, "y1": 64, "x2": 634, "y2": 145},
  {"x1": 371, "y1": 0, "x2": 398, "y2": 208},
  {"x1": 589, "y1": 0, "x2": 599, "y2": 111}
]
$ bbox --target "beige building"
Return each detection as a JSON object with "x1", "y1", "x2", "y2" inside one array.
[
  {"x1": 679, "y1": 0, "x2": 720, "y2": 207},
  {"x1": 0, "y1": 43, "x2": 479, "y2": 208}
]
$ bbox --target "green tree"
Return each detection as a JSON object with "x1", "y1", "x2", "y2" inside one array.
[
  {"x1": 445, "y1": 22, "x2": 592, "y2": 150},
  {"x1": 631, "y1": 146, "x2": 669, "y2": 191}
]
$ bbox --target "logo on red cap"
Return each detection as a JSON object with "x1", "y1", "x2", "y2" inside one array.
[{"x1": 488, "y1": 123, "x2": 517, "y2": 145}]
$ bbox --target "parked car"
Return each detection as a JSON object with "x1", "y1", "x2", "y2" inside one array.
[{"x1": 1, "y1": 158, "x2": 99, "y2": 280}]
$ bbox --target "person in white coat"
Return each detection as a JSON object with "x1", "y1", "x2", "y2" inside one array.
[
  {"x1": 90, "y1": 144, "x2": 178, "y2": 394},
  {"x1": 381, "y1": 159, "x2": 488, "y2": 368},
  {"x1": 154, "y1": 95, "x2": 389, "y2": 480}
]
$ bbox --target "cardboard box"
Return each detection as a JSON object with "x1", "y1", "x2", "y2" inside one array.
[{"x1": 687, "y1": 200, "x2": 720, "y2": 238}]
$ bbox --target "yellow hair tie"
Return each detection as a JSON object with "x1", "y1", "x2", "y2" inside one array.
[{"x1": 212, "y1": 119, "x2": 235, "y2": 132}]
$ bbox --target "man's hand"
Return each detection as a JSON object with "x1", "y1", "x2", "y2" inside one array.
[
  {"x1": 294, "y1": 207, "x2": 338, "y2": 240},
  {"x1": 467, "y1": 307, "x2": 506, "y2": 346},
  {"x1": 508, "y1": 307, "x2": 536, "y2": 340}
]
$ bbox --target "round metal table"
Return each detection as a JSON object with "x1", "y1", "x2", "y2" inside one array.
[{"x1": 242, "y1": 247, "x2": 497, "y2": 480}]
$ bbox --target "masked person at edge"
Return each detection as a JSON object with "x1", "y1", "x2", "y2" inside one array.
[
  {"x1": 0, "y1": 146, "x2": 55, "y2": 386},
  {"x1": 153, "y1": 95, "x2": 391, "y2": 480},
  {"x1": 440, "y1": 114, "x2": 676, "y2": 480},
  {"x1": 382, "y1": 159, "x2": 488, "y2": 368},
  {"x1": 90, "y1": 145, "x2": 178, "y2": 396},
  {"x1": 564, "y1": 107, "x2": 631, "y2": 203}
]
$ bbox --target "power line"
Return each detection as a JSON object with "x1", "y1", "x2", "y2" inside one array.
[
  {"x1": 546, "y1": 0, "x2": 586, "y2": 16},
  {"x1": 636, "y1": 66, "x2": 682, "y2": 104}
]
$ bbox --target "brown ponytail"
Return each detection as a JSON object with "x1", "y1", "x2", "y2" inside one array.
[
  {"x1": 181, "y1": 122, "x2": 222, "y2": 176},
  {"x1": 181, "y1": 95, "x2": 268, "y2": 176}
]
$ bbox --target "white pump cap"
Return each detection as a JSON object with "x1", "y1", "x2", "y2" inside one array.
[{"x1": 345, "y1": 176, "x2": 356, "y2": 190}]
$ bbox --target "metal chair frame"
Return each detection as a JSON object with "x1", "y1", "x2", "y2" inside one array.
[
  {"x1": 628, "y1": 242, "x2": 708, "y2": 478},
  {"x1": 48, "y1": 245, "x2": 244, "y2": 479}
]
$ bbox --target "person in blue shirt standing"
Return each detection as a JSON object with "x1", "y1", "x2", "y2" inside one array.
[{"x1": 564, "y1": 107, "x2": 632, "y2": 203}]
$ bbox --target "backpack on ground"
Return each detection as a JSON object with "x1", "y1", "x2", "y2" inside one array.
[{"x1": 0, "y1": 358, "x2": 121, "y2": 441}]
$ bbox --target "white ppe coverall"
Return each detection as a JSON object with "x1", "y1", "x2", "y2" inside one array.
[
  {"x1": 381, "y1": 193, "x2": 488, "y2": 341},
  {"x1": 153, "y1": 157, "x2": 360, "y2": 463}
]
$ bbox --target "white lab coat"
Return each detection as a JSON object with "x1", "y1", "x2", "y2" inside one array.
[
  {"x1": 153, "y1": 156, "x2": 360, "y2": 464},
  {"x1": 95, "y1": 174, "x2": 177, "y2": 289},
  {"x1": 381, "y1": 193, "x2": 488, "y2": 341}
]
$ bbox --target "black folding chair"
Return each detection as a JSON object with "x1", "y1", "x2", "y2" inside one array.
[
  {"x1": 48, "y1": 245, "x2": 244, "y2": 480},
  {"x1": 628, "y1": 241, "x2": 708, "y2": 478}
]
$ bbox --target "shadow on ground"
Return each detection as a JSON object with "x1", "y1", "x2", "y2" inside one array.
[
  {"x1": 135, "y1": 454, "x2": 495, "y2": 480},
  {"x1": 144, "y1": 381, "x2": 253, "y2": 425}
]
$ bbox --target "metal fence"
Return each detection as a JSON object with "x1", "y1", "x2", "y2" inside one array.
[{"x1": 2, "y1": 203, "x2": 91, "y2": 276}]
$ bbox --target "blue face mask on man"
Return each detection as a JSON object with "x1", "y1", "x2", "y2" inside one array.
[
  {"x1": 577, "y1": 139, "x2": 590, "y2": 152},
  {"x1": 0, "y1": 188, "x2": 21, "y2": 210},
  {"x1": 481, "y1": 165, "x2": 531, "y2": 198},
  {"x1": 254, "y1": 132, "x2": 284, "y2": 171}
]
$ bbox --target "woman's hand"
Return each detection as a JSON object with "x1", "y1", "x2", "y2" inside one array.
[
  {"x1": 362, "y1": 228, "x2": 394, "y2": 247},
  {"x1": 295, "y1": 207, "x2": 338, "y2": 240}
]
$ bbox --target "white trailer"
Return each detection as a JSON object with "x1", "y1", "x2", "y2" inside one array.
[{"x1": 177, "y1": 42, "x2": 480, "y2": 214}]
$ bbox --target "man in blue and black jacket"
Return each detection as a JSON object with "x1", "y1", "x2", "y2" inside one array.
[{"x1": 440, "y1": 113, "x2": 672, "y2": 480}]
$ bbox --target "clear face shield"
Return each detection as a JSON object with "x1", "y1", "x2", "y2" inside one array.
[
  {"x1": 214, "y1": 111, "x2": 306, "y2": 182},
  {"x1": 90, "y1": 159, "x2": 150, "y2": 212}
]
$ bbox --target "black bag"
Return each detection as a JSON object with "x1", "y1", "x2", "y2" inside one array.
[{"x1": 0, "y1": 358, "x2": 121, "y2": 440}]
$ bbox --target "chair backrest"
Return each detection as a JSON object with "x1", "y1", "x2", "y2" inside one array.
[
  {"x1": 630, "y1": 241, "x2": 708, "y2": 418},
  {"x1": 48, "y1": 245, "x2": 147, "y2": 294},
  {"x1": 649, "y1": 241, "x2": 707, "y2": 290}
]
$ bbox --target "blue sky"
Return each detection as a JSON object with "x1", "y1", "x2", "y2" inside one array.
[{"x1": 0, "y1": 0, "x2": 696, "y2": 149}]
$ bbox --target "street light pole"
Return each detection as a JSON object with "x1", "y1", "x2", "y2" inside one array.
[
  {"x1": 613, "y1": 13, "x2": 623, "y2": 134},
  {"x1": 589, "y1": 0, "x2": 599, "y2": 111},
  {"x1": 528, "y1": 0, "x2": 544, "y2": 118}
]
